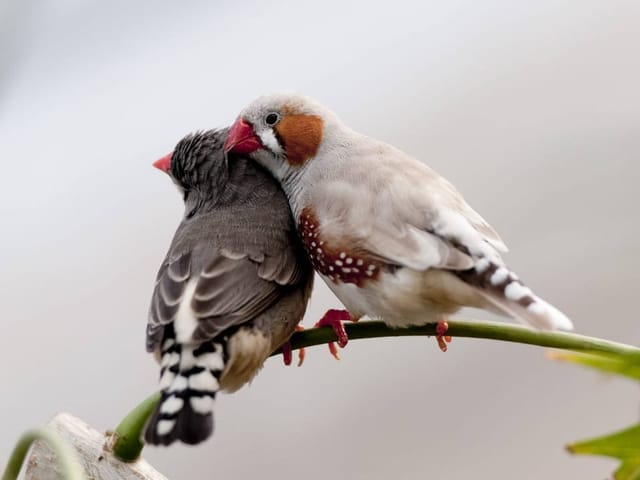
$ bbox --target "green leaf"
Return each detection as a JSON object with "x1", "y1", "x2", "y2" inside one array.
[
  {"x1": 568, "y1": 423, "x2": 640, "y2": 480},
  {"x1": 548, "y1": 350, "x2": 640, "y2": 381}
]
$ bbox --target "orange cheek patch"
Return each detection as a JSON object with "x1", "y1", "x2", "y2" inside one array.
[{"x1": 275, "y1": 114, "x2": 323, "y2": 166}]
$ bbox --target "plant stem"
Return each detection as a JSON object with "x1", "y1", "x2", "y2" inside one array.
[
  {"x1": 2, "y1": 427, "x2": 85, "y2": 480},
  {"x1": 279, "y1": 320, "x2": 640, "y2": 359},
  {"x1": 109, "y1": 391, "x2": 161, "y2": 462},
  {"x1": 111, "y1": 319, "x2": 640, "y2": 462}
]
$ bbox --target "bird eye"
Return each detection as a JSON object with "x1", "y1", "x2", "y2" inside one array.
[{"x1": 264, "y1": 112, "x2": 280, "y2": 126}]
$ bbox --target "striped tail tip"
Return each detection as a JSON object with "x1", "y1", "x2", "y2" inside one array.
[
  {"x1": 460, "y1": 259, "x2": 574, "y2": 332},
  {"x1": 528, "y1": 298, "x2": 574, "y2": 331},
  {"x1": 145, "y1": 337, "x2": 225, "y2": 446}
]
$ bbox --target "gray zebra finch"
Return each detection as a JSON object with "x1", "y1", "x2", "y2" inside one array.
[{"x1": 145, "y1": 128, "x2": 313, "y2": 446}]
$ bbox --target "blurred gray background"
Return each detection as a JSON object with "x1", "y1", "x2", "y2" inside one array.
[{"x1": 1, "y1": 1, "x2": 639, "y2": 479}]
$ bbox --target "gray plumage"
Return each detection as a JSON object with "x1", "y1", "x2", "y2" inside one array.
[
  {"x1": 225, "y1": 92, "x2": 572, "y2": 333},
  {"x1": 145, "y1": 128, "x2": 313, "y2": 446}
]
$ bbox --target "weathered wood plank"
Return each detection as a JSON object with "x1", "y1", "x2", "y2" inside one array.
[{"x1": 24, "y1": 413, "x2": 167, "y2": 480}]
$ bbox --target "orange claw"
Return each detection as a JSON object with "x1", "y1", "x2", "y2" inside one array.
[
  {"x1": 294, "y1": 325, "x2": 306, "y2": 367},
  {"x1": 328, "y1": 341, "x2": 340, "y2": 361},
  {"x1": 436, "y1": 320, "x2": 452, "y2": 353}
]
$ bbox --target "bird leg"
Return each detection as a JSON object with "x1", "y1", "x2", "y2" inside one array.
[
  {"x1": 315, "y1": 308, "x2": 353, "y2": 360},
  {"x1": 436, "y1": 320, "x2": 453, "y2": 352},
  {"x1": 281, "y1": 325, "x2": 306, "y2": 367}
]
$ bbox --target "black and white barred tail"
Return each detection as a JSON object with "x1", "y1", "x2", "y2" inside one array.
[
  {"x1": 145, "y1": 327, "x2": 226, "y2": 446},
  {"x1": 458, "y1": 258, "x2": 573, "y2": 331}
]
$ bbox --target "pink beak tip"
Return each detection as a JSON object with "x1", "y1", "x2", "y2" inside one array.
[{"x1": 153, "y1": 153, "x2": 172, "y2": 173}]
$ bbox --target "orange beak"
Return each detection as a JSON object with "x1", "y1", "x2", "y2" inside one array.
[
  {"x1": 224, "y1": 118, "x2": 262, "y2": 154},
  {"x1": 153, "y1": 153, "x2": 172, "y2": 173}
]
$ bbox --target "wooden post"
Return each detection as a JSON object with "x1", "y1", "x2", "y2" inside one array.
[{"x1": 24, "y1": 413, "x2": 167, "y2": 480}]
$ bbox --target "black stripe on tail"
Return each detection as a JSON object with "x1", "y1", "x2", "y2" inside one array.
[
  {"x1": 456, "y1": 258, "x2": 535, "y2": 308},
  {"x1": 145, "y1": 326, "x2": 227, "y2": 446},
  {"x1": 455, "y1": 257, "x2": 573, "y2": 331}
]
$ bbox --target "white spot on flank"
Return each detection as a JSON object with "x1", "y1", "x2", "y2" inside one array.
[
  {"x1": 188, "y1": 371, "x2": 218, "y2": 392},
  {"x1": 491, "y1": 268, "x2": 509, "y2": 285},
  {"x1": 356, "y1": 259, "x2": 363, "y2": 266},
  {"x1": 339, "y1": 252, "x2": 346, "y2": 259},
  {"x1": 475, "y1": 258, "x2": 490, "y2": 273},
  {"x1": 190, "y1": 396, "x2": 215, "y2": 414},
  {"x1": 366, "y1": 271, "x2": 373, "y2": 276},
  {"x1": 343, "y1": 268, "x2": 351, "y2": 273},
  {"x1": 352, "y1": 268, "x2": 359, "y2": 273},
  {"x1": 156, "y1": 420, "x2": 175, "y2": 436},
  {"x1": 367, "y1": 264, "x2": 376, "y2": 271},
  {"x1": 346, "y1": 258, "x2": 353, "y2": 264},
  {"x1": 335, "y1": 260, "x2": 343, "y2": 266},
  {"x1": 504, "y1": 282, "x2": 533, "y2": 301},
  {"x1": 329, "y1": 266, "x2": 334, "y2": 271},
  {"x1": 160, "y1": 395, "x2": 184, "y2": 415},
  {"x1": 316, "y1": 248, "x2": 322, "y2": 254},
  {"x1": 311, "y1": 241, "x2": 317, "y2": 247}
]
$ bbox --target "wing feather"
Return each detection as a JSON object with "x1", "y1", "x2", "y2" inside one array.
[
  {"x1": 312, "y1": 143, "x2": 507, "y2": 271},
  {"x1": 146, "y1": 243, "x2": 303, "y2": 352}
]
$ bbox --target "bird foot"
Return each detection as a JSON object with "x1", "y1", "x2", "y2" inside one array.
[
  {"x1": 281, "y1": 325, "x2": 306, "y2": 367},
  {"x1": 315, "y1": 309, "x2": 352, "y2": 360},
  {"x1": 436, "y1": 321, "x2": 453, "y2": 353}
]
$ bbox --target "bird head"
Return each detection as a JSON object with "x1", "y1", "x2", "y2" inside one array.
[
  {"x1": 224, "y1": 93, "x2": 334, "y2": 183},
  {"x1": 153, "y1": 129, "x2": 230, "y2": 213}
]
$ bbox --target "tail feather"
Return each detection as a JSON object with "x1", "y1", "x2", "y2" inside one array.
[
  {"x1": 145, "y1": 327, "x2": 226, "y2": 446},
  {"x1": 458, "y1": 258, "x2": 573, "y2": 331}
]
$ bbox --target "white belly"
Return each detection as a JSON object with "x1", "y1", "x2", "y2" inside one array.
[{"x1": 320, "y1": 268, "x2": 471, "y2": 327}]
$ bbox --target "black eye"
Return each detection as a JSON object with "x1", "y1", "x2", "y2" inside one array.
[{"x1": 264, "y1": 112, "x2": 280, "y2": 126}]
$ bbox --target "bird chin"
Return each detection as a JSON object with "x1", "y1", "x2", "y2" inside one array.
[{"x1": 250, "y1": 150, "x2": 286, "y2": 178}]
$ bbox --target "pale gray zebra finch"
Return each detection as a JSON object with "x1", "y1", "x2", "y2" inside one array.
[
  {"x1": 145, "y1": 128, "x2": 313, "y2": 446},
  {"x1": 223, "y1": 93, "x2": 573, "y2": 352}
]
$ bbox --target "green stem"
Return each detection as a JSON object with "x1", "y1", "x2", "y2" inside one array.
[
  {"x1": 111, "y1": 319, "x2": 640, "y2": 462},
  {"x1": 109, "y1": 391, "x2": 161, "y2": 462},
  {"x1": 279, "y1": 320, "x2": 640, "y2": 360},
  {"x1": 2, "y1": 427, "x2": 85, "y2": 480}
]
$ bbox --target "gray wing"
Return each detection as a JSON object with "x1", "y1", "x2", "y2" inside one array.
[
  {"x1": 146, "y1": 243, "x2": 302, "y2": 352},
  {"x1": 313, "y1": 144, "x2": 508, "y2": 272}
]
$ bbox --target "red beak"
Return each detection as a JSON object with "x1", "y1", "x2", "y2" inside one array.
[
  {"x1": 153, "y1": 153, "x2": 172, "y2": 173},
  {"x1": 224, "y1": 118, "x2": 262, "y2": 154}
]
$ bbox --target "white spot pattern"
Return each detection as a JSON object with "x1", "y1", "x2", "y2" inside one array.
[
  {"x1": 188, "y1": 371, "x2": 219, "y2": 391},
  {"x1": 190, "y1": 396, "x2": 215, "y2": 414},
  {"x1": 156, "y1": 420, "x2": 175, "y2": 436},
  {"x1": 160, "y1": 395, "x2": 184, "y2": 415},
  {"x1": 504, "y1": 282, "x2": 533, "y2": 301},
  {"x1": 491, "y1": 268, "x2": 509, "y2": 285}
]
